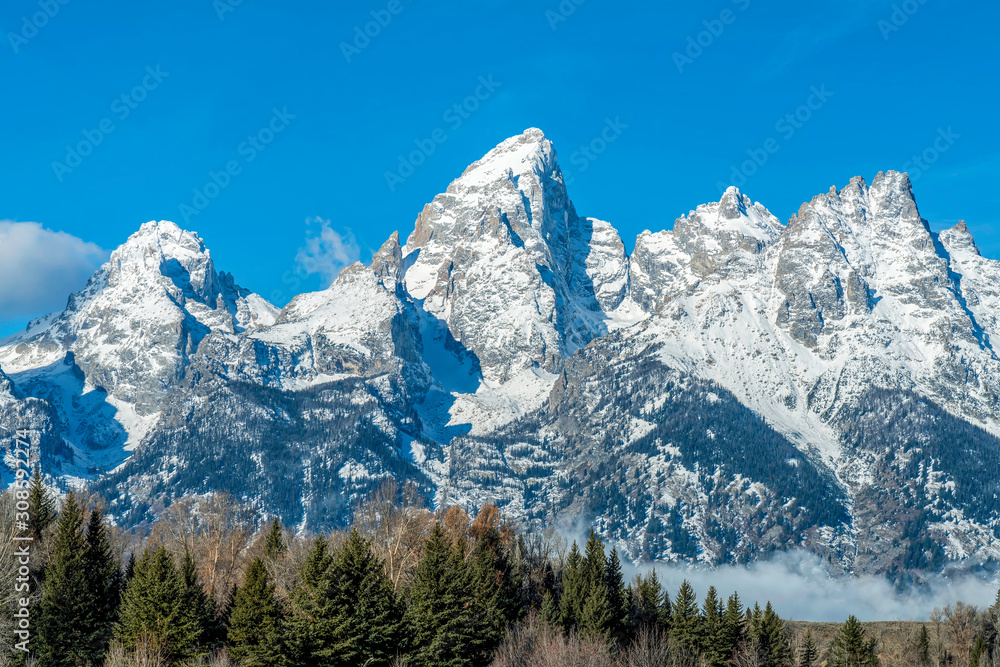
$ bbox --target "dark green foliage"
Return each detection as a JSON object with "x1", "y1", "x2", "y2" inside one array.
[
  {"x1": 180, "y1": 549, "x2": 219, "y2": 649},
  {"x1": 405, "y1": 523, "x2": 483, "y2": 667},
  {"x1": 227, "y1": 558, "x2": 283, "y2": 667},
  {"x1": 828, "y1": 615, "x2": 879, "y2": 667},
  {"x1": 285, "y1": 536, "x2": 334, "y2": 665},
  {"x1": 722, "y1": 592, "x2": 745, "y2": 662},
  {"x1": 35, "y1": 493, "x2": 93, "y2": 666},
  {"x1": 629, "y1": 571, "x2": 664, "y2": 631},
  {"x1": 669, "y1": 580, "x2": 702, "y2": 657},
  {"x1": 917, "y1": 625, "x2": 931, "y2": 666},
  {"x1": 702, "y1": 586, "x2": 727, "y2": 667},
  {"x1": 970, "y1": 635, "x2": 985, "y2": 667},
  {"x1": 469, "y1": 522, "x2": 522, "y2": 654},
  {"x1": 540, "y1": 590, "x2": 560, "y2": 628},
  {"x1": 26, "y1": 465, "x2": 55, "y2": 542},
  {"x1": 115, "y1": 546, "x2": 203, "y2": 662},
  {"x1": 759, "y1": 601, "x2": 791, "y2": 667},
  {"x1": 262, "y1": 518, "x2": 287, "y2": 561},
  {"x1": 798, "y1": 629, "x2": 818, "y2": 667},
  {"x1": 558, "y1": 542, "x2": 586, "y2": 632},
  {"x1": 81, "y1": 507, "x2": 121, "y2": 662},
  {"x1": 604, "y1": 547, "x2": 628, "y2": 641}
]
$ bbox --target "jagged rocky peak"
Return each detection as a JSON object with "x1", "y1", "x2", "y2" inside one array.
[
  {"x1": 371, "y1": 231, "x2": 403, "y2": 286},
  {"x1": 939, "y1": 219, "x2": 980, "y2": 256}
]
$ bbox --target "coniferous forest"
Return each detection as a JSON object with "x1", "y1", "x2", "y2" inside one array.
[{"x1": 2, "y1": 475, "x2": 999, "y2": 667}]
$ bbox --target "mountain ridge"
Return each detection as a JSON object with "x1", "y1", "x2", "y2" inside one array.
[{"x1": 2, "y1": 128, "x2": 998, "y2": 580}]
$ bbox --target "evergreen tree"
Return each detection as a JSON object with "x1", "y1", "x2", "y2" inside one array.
[
  {"x1": 604, "y1": 547, "x2": 628, "y2": 641},
  {"x1": 917, "y1": 625, "x2": 931, "y2": 666},
  {"x1": 326, "y1": 529, "x2": 407, "y2": 666},
  {"x1": 558, "y1": 542, "x2": 586, "y2": 632},
  {"x1": 114, "y1": 546, "x2": 202, "y2": 662},
  {"x1": 828, "y1": 615, "x2": 879, "y2": 667},
  {"x1": 469, "y1": 523, "x2": 521, "y2": 655},
  {"x1": 405, "y1": 523, "x2": 480, "y2": 667},
  {"x1": 970, "y1": 636, "x2": 985, "y2": 667},
  {"x1": 35, "y1": 493, "x2": 93, "y2": 667},
  {"x1": 579, "y1": 579, "x2": 613, "y2": 642},
  {"x1": 123, "y1": 552, "x2": 137, "y2": 586},
  {"x1": 180, "y1": 549, "x2": 218, "y2": 649},
  {"x1": 722, "y1": 592, "x2": 745, "y2": 663},
  {"x1": 540, "y1": 590, "x2": 560, "y2": 628},
  {"x1": 669, "y1": 580, "x2": 702, "y2": 657},
  {"x1": 630, "y1": 571, "x2": 664, "y2": 630},
  {"x1": 81, "y1": 506, "x2": 121, "y2": 663},
  {"x1": 285, "y1": 536, "x2": 334, "y2": 666},
  {"x1": 227, "y1": 557, "x2": 283, "y2": 667},
  {"x1": 262, "y1": 518, "x2": 287, "y2": 561},
  {"x1": 759, "y1": 601, "x2": 790, "y2": 667},
  {"x1": 26, "y1": 465, "x2": 56, "y2": 542},
  {"x1": 703, "y1": 586, "x2": 727, "y2": 667},
  {"x1": 798, "y1": 629, "x2": 818, "y2": 667}
]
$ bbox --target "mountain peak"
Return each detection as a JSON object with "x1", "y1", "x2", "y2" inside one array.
[{"x1": 455, "y1": 128, "x2": 556, "y2": 188}]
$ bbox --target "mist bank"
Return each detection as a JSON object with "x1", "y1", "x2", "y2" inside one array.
[{"x1": 627, "y1": 550, "x2": 999, "y2": 622}]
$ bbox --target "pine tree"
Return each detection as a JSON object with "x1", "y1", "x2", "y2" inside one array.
[
  {"x1": 540, "y1": 590, "x2": 560, "y2": 628},
  {"x1": 558, "y1": 542, "x2": 586, "y2": 632},
  {"x1": 285, "y1": 536, "x2": 334, "y2": 666},
  {"x1": 81, "y1": 506, "x2": 121, "y2": 663},
  {"x1": 630, "y1": 571, "x2": 664, "y2": 630},
  {"x1": 798, "y1": 629, "x2": 818, "y2": 667},
  {"x1": 670, "y1": 580, "x2": 702, "y2": 658},
  {"x1": 124, "y1": 552, "x2": 137, "y2": 585},
  {"x1": 759, "y1": 601, "x2": 790, "y2": 667},
  {"x1": 114, "y1": 546, "x2": 202, "y2": 662},
  {"x1": 469, "y1": 523, "x2": 521, "y2": 655},
  {"x1": 575, "y1": 529, "x2": 613, "y2": 642},
  {"x1": 35, "y1": 492, "x2": 93, "y2": 666},
  {"x1": 828, "y1": 615, "x2": 879, "y2": 667},
  {"x1": 604, "y1": 547, "x2": 628, "y2": 641},
  {"x1": 405, "y1": 523, "x2": 480, "y2": 667},
  {"x1": 227, "y1": 557, "x2": 283, "y2": 667},
  {"x1": 703, "y1": 586, "x2": 727, "y2": 667},
  {"x1": 26, "y1": 465, "x2": 56, "y2": 543},
  {"x1": 262, "y1": 518, "x2": 287, "y2": 561},
  {"x1": 970, "y1": 636, "x2": 985, "y2": 667},
  {"x1": 917, "y1": 625, "x2": 931, "y2": 666},
  {"x1": 180, "y1": 549, "x2": 218, "y2": 649},
  {"x1": 722, "y1": 592, "x2": 745, "y2": 663}
]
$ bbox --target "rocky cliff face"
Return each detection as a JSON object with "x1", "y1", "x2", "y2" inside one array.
[{"x1": 2, "y1": 129, "x2": 999, "y2": 579}]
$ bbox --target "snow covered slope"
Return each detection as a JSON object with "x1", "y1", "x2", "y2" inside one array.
[{"x1": 2, "y1": 130, "x2": 999, "y2": 579}]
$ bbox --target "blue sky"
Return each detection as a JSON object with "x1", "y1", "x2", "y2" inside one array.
[{"x1": 1, "y1": 0, "x2": 997, "y2": 334}]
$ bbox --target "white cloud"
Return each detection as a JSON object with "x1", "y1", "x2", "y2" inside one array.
[
  {"x1": 0, "y1": 221, "x2": 108, "y2": 324},
  {"x1": 294, "y1": 218, "x2": 360, "y2": 287},
  {"x1": 626, "y1": 550, "x2": 999, "y2": 622}
]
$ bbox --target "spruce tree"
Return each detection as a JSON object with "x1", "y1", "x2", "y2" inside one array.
[
  {"x1": 326, "y1": 529, "x2": 407, "y2": 666},
  {"x1": 262, "y1": 518, "x2": 287, "y2": 561},
  {"x1": 469, "y1": 523, "x2": 521, "y2": 655},
  {"x1": 285, "y1": 536, "x2": 334, "y2": 666},
  {"x1": 540, "y1": 590, "x2": 560, "y2": 628},
  {"x1": 703, "y1": 586, "x2": 727, "y2": 667},
  {"x1": 604, "y1": 547, "x2": 628, "y2": 641},
  {"x1": 669, "y1": 580, "x2": 702, "y2": 658},
  {"x1": 722, "y1": 592, "x2": 745, "y2": 662},
  {"x1": 405, "y1": 523, "x2": 480, "y2": 667},
  {"x1": 970, "y1": 636, "x2": 985, "y2": 667},
  {"x1": 81, "y1": 506, "x2": 121, "y2": 663},
  {"x1": 26, "y1": 465, "x2": 55, "y2": 542},
  {"x1": 828, "y1": 615, "x2": 879, "y2": 667},
  {"x1": 798, "y1": 629, "x2": 818, "y2": 667},
  {"x1": 577, "y1": 529, "x2": 613, "y2": 642},
  {"x1": 180, "y1": 549, "x2": 218, "y2": 649},
  {"x1": 227, "y1": 557, "x2": 283, "y2": 667},
  {"x1": 917, "y1": 625, "x2": 931, "y2": 666},
  {"x1": 630, "y1": 571, "x2": 664, "y2": 630},
  {"x1": 115, "y1": 546, "x2": 202, "y2": 662},
  {"x1": 759, "y1": 601, "x2": 790, "y2": 667},
  {"x1": 558, "y1": 542, "x2": 586, "y2": 632},
  {"x1": 35, "y1": 493, "x2": 93, "y2": 667}
]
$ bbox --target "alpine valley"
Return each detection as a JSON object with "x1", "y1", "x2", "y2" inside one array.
[{"x1": 3, "y1": 129, "x2": 999, "y2": 582}]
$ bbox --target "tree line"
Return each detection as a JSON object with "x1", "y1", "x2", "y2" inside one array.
[{"x1": 2, "y1": 475, "x2": 999, "y2": 667}]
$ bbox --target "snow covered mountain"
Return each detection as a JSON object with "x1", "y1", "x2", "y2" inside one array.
[{"x1": 2, "y1": 129, "x2": 999, "y2": 580}]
